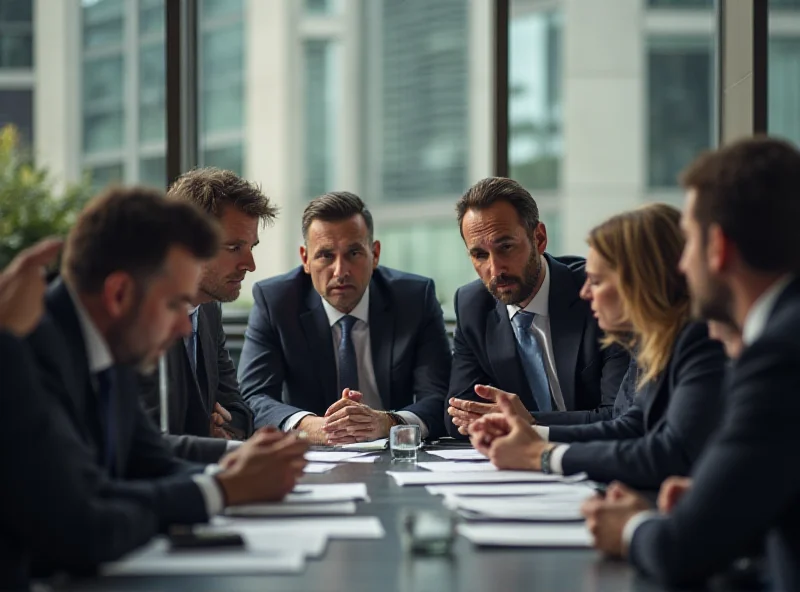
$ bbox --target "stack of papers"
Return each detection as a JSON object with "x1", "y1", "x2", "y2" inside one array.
[
  {"x1": 285, "y1": 483, "x2": 369, "y2": 503},
  {"x1": 304, "y1": 462, "x2": 338, "y2": 474},
  {"x1": 444, "y1": 494, "x2": 587, "y2": 522},
  {"x1": 417, "y1": 461, "x2": 495, "y2": 473},
  {"x1": 305, "y1": 451, "x2": 372, "y2": 463},
  {"x1": 213, "y1": 516, "x2": 386, "y2": 540},
  {"x1": 339, "y1": 438, "x2": 388, "y2": 451},
  {"x1": 427, "y1": 449, "x2": 488, "y2": 461},
  {"x1": 458, "y1": 523, "x2": 592, "y2": 548},
  {"x1": 226, "y1": 483, "x2": 370, "y2": 517},
  {"x1": 426, "y1": 482, "x2": 594, "y2": 497},
  {"x1": 387, "y1": 470, "x2": 584, "y2": 486}
]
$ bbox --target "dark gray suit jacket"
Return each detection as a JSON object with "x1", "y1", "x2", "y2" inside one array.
[
  {"x1": 628, "y1": 278, "x2": 800, "y2": 590},
  {"x1": 0, "y1": 331, "x2": 159, "y2": 590},
  {"x1": 238, "y1": 266, "x2": 452, "y2": 438},
  {"x1": 446, "y1": 254, "x2": 630, "y2": 437},
  {"x1": 26, "y1": 281, "x2": 210, "y2": 529},
  {"x1": 551, "y1": 321, "x2": 727, "y2": 489},
  {"x1": 139, "y1": 302, "x2": 253, "y2": 463}
]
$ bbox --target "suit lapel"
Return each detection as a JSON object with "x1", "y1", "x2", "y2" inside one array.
[
  {"x1": 486, "y1": 300, "x2": 534, "y2": 407},
  {"x1": 196, "y1": 304, "x2": 217, "y2": 413},
  {"x1": 369, "y1": 281, "x2": 393, "y2": 411},
  {"x1": 642, "y1": 369, "x2": 669, "y2": 430},
  {"x1": 546, "y1": 255, "x2": 583, "y2": 410},
  {"x1": 300, "y1": 290, "x2": 339, "y2": 407}
]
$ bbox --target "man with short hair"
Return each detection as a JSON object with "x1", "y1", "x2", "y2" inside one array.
[
  {"x1": 139, "y1": 168, "x2": 278, "y2": 462},
  {"x1": 582, "y1": 136, "x2": 800, "y2": 590},
  {"x1": 445, "y1": 177, "x2": 629, "y2": 437},
  {"x1": 27, "y1": 188, "x2": 308, "y2": 534},
  {"x1": 238, "y1": 191, "x2": 451, "y2": 444}
]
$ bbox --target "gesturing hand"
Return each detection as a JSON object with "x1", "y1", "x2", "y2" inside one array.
[
  {"x1": 210, "y1": 402, "x2": 233, "y2": 440},
  {"x1": 448, "y1": 385, "x2": 533, "y2": 435},
  {"x1": 581, "y1": 482, "x2": 652, "y2": 558},
  {"x1": 483, "y1": 393, "x2": 547, "y2": 471},
  {"x1": 657, "y1": 476, "x2": 692, "y2": 514}
]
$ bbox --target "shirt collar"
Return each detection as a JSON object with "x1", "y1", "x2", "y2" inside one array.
[
  {"x1": 742, "y1": 274, "x2": 795, "y2": 346},
  {"x1": 506, "y1": 257, "x2": 551, "y2": 320},
  {"x1": 65, "y1": 280, "x2": 115, "y2": 374},
  {"x1": 322, "y1": 286, "x2": 370, "y2": 327}
]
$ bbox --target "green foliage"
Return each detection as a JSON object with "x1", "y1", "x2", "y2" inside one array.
[{"x1": 0, "y1": 125, "x2": 94, "y2": 269}]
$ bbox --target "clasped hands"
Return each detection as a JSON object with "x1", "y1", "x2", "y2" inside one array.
[{"x1": 298, "y1": 388, "x2": 394, "y2": 445}]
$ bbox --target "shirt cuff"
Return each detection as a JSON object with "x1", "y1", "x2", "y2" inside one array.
[
  {"x1": 225, "y1": 440, "x2": 244, "y2": 453},
  {"x1": 533, "y1": 425, "x2": 550, "y2": 441},
  {"x1": 282, "y1": 411, "x2": 316, "y2": 432},
  {"x1": 622, "y1": 510, "x2": 660, "y2": 555},
  {"x1": 191, "y1": 474, "x2": 225, "y2": 517},
  {"x1": 549, "y1": 444, "x2": 569, "y2": 474},
  {"x1": 396, "y1": 411, "x2": 429, "y2": 440}
]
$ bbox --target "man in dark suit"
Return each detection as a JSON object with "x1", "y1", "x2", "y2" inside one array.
[
  {"x1": 446, "y1": 177, "x2": 629, "y2": 437},
  {"x1": 582, "y1": 137, "x2": 800, "y2": 590},
  {"x1": 238, "y1": 192, "x2": 451, "y2": 444},
  {"x1": 0, "y1": 239, "x2": 164, "y2": 590},
  {"x1": 138, "y1": 168, "x2": 277, "y2": 462},
  {"x1": 26, "y1": 188, "x2": 308, "y2": 538}
]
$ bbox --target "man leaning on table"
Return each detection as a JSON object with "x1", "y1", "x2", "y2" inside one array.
[
  {"x1": 238, "y1": 191, "x2": 452, "y2": 444},
  {"x1": 581, "y1": 136, "x2": 800, "y2": 590}
]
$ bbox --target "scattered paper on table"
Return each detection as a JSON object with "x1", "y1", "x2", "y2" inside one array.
[
  {"x1": 194, "y1": 524, "x2": 328, "y2": 558},
  {"x1": 445, "y1": 495, "x2": 586, "y2": 521},
  {"x1": 417, "y1": 461, "x2": 494, "y2": 473},
  {"x1": 225, "y1": 501, "x2": 356, "y2": 517},
  {"x1": 305, "y1": 451, "x2": 370, "y2": 462},
  {"x1": 426, "y1": 483, "x2": 594, "y2": 497},
  {"x1": 286, "y1": 483, "x2": 369, "y2": 503},
  {"x1": 304, "y1": 462, "x2": 338, "y2": 473},
  {"x1": 458, "y1": 523, "x2": 592, "y2": 548},
  {"x1": 343, "y1": 455, "x2": 379, "y2": 463},
  {"x1": 214, "y1": 516, "x2": 385, "y2": 540},
  {"x1": 426, "y1": 449, "x2": 488, "y2": 461},
  {"x1": 102, "y1": 539, "x2": 305, "y2": 576},
  {"x1": 339, "y1": 438, "x2": 388, "y2": 451},
  {"x1": 387, "y1": 470, "x2": 581, "y2": 486}
]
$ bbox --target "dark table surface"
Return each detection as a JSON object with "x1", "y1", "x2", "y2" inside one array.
[{"x1": 61, "y1": 448, "x2": 674, "y2": 592}]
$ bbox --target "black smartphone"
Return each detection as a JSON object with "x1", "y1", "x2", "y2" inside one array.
[
  {"x1": 169, "y1": 530, "x2": 245, "y2": 551},
  {"x1": 427, "y1": 437, "x2": 473, "y2": 449}
]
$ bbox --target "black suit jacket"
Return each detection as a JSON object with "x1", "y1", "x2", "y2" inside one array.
[
  {"x1": 0, "y1": 332, "x2": 160, "y2": 589},
  {"x1": 550, "y1": 321, "x2": 726, "y2": 489},
  {"x1": 26, "y1": 281, "x2": 210, "y2": 528},
  {"x1": 139, "y1": 302, "x2": 253, "y2": 463},
  {"x1": 446, "y1": 254, "x2": 630, "y2": 437},
  {"x1": 628, "y1": 278, "x2": 800, "y2": 590},
  {"x1": 238, "y1": 266, "x2": 452, "y2": 437}
]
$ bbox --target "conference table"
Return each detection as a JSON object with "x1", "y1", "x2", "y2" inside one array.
[{"x1": 62, "y1": 447, "x2": 671, "y2": 592}]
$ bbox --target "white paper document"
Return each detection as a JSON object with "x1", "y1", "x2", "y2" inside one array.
[
  {"x1": 194, "y1": 524, "x2": 328, "y2": 558},
  {"x1": 343, "y1": 455, "x2": 379, "y2": 463},
  {"x1": 340, "y1": 438, "x2": 388, "y2": 451},
  {"x1": 444, "y1": 495, "x2": 586, "y2": 521},
  {"x1": 304, "y1": 462, "x2": 338, "y2": 474},
  {"x1": 214, "y1": 516, "x2": 386, "y2": 540},
  {"x1": 225, "y1": 501, "x2": 357, "y2": 518},
  {"x1": 305, "y1": 451, "x2": 370, "y2": 462},
  {"x1": 285, "y1": 483, "x2": 369, "y2": 503},
  {"x1": 426, "y1": 449, "x2": 488, "y2": 461},
  {"x1": 387, "y1": 471, "x2": 579, "y2": 486},
  {"x1": 426, "y1": 483, "x2": 594, "y2": 498},
  {"x1": 417, "y1": 461, "x2": 495, "y2": 473},
  {"x1": 102, "y1": 539, "x2": 305, "y2": 576},
  {"x1": 458, "y1": 523, "x2": 593, "y2": 548}
]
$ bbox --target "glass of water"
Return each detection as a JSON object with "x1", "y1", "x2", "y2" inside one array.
[{"x1": 390, "y1": 424, "x2": 421, "y2": 462}]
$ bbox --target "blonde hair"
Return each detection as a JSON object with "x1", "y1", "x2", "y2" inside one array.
[{"x1": 588, "y1": 203, "x2": 690, "y2": 388}]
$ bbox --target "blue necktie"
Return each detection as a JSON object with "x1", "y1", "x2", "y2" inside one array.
[
  {"x1": 337, "y1": 315, "x2": 359, "y2": 394},
  {"x1": 184, "y1": 309, "x2": 198, "y2": 376},
  {"x1": 96, "y1": 367, "x2": 117, "y2": 476},
  {"x1": 511, "y1": 311, "x2": 552, "y2": 412}
]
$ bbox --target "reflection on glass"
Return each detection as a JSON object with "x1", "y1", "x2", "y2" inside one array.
[
  {"x1": 304, "y1": 39, "x2": 337, "y2": 198},
  {"x1": 139, "y1": 0, "x2": 164, "y2": 36},
  {"x1": 769, "y1": 0, "x2": 800, "y2": 145},
  {"x1": 202, "y1": 144, "x2": 244, "y2": 176},
  {"x1": 306, "y1": 0, "x2": 336, "y2": 14},
  {"x1": 140, "y1": 156, "x2": 166, "y2": 189},
  {"x1": 139, "y1": 41, "x2": 165, "y2": 142},
  {"x1": 201, "y1": 0, "x2": 244, "y2": 20},
  {"x1": 509, "y1": 9, "x2": 562, "y2": 191},
  {"x1": 201, "y1": 24, "x2": 244, "y2": 134},
  {"x1": 82, "y1": 0, "x2": 124, "y2": 49},
  {"x1": 85, "y1": 162, "x2": 124, "y2": 192}
]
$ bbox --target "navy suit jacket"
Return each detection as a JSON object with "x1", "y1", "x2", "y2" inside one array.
[
  {"x1": 238, "y1": 266, "x2": 452, "y2": 437},
  {"x1": 446, "y1": 254, "x2": 630, "y2": 437},
  {"x1": 139, "y1": 301, "x2": 253, "y2": 463},
  {"x1": 628, "y1": 278, "x2": 800, "y2": 590},
  {"x1": 26, "y1": 281, "x2": 210, "y2": 529},
  {"x1": 551, "y1": 321, "x2": 727, "y2": 489},
  {"x1": 0, "y1": 332, "x2": 160, "y2": 589}
]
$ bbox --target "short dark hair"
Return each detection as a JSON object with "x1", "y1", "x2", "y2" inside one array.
[
  {"x1": 681, "y1": 136, "x2": 800, "y2": 273},
  {"x1": 301, "y1": 191, "x2": 374, "y2": 242},
  {"x1": 167, "y1": 167, "x2": 278, "y2": 226},
  {"x1": 63, "y1": 186, "x2": 221, "y2": 293},
  {"x1": 456, "y1": 177, "x2": 540, "y2": 237}
]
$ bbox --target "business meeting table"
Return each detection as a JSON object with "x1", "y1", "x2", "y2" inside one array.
[{"x1": 60, "y1": 446, "x2": 677, "y2": 592}]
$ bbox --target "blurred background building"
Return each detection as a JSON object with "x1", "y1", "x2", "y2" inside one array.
[{"x1": 1, "y1": 0, "x2": 798, "y2": 316}]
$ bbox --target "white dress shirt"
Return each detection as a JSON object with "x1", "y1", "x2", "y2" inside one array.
[
  {"x1": 506, "y1": 258, "x2": 567, "y2": 412},
  {"x1": 283, "y1": 287, "x2": 429, "y2": 437},
  {"x1": 66, "y1": 282, "x2": 225, "y2": 516},
  {"x1": 620, "y1": 274, "x2": 796, "y2": 552}
]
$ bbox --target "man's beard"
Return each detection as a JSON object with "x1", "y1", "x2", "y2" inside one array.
[
  {"x1": 487, "y1": 253, "x2": 542, "y2": 305},
  {"x1": 690, "y1": 272, "x2": 734, "y2": 324},
  {"x1": 200, "y1": 275, "x2": 244, "y2": 303}
]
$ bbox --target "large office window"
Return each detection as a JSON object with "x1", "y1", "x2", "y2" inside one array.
[
  {"x1": 304, "y1": 39, "x2": 338, "y2": 199},
  {"x1": 769, "y1": 0, "x2": 800, "y2": 145},
  {"x1": 0, "y1": 0, "x2": 33, "y2": 68}
]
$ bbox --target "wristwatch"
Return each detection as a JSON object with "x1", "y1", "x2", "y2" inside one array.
[
  {"x1": 540, "y1": 445, "x2": 555, "y2": 474},
  {"x1": 385, "y1": 411, "x2": 407, "y2": 426}
]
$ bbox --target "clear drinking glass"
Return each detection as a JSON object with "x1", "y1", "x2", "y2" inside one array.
[{"x1": 390, "y1": 424, "x2": 421, "y2": 462}]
